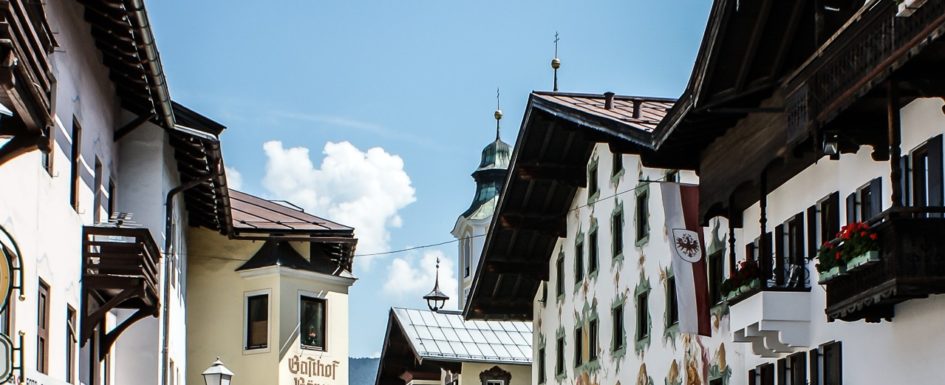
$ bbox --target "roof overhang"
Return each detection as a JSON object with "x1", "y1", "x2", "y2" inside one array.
[{"x1": 463, "y1": 92, "x2": 676, "y2": 320}]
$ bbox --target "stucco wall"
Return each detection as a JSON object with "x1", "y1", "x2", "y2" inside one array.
[{"x1": 187, "y1": 227, "x2": 353, "y2": 385}]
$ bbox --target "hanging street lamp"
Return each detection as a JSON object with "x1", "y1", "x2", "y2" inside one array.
[{"x1": 202, "y1": 357, "x2": 234, "y2": 385}]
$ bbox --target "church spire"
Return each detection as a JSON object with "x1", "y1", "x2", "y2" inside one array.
[{"x1": 494, "y1": 88, "x2": 503, "y2": 141}]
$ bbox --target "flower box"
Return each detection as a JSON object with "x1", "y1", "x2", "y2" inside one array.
[
  {"x1": 845, "y1": 250, "x2": 880, "y2": 272},
  {"x1": 724, "y1": 279, "x2": 761, "y2": 302},
  {"x1": 818, "y1": 264, "x2": 847, "y2": 284}
]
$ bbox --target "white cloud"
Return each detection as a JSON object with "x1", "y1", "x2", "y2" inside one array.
[
  {"x1": 225, "y1": 166, "x2": 243, "y2": 190},
  {"x1": 383, "y1": 250, "x2": 458, "y2": 310},
  {"x1": 261, "y1": 141, "x2": 416, "y2": 268}
]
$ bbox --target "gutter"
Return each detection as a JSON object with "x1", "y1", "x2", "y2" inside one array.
[{"x1": 127, "y1": 0, "x2": 174, "y2": 129}]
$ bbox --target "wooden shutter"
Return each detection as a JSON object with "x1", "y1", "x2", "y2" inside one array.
[
  {"x1": 869, "y1": 178, "x2": 883, "y2": 219},
  {"x1": 748, "y1": 369, "x2": 757, "y2": 385},
  {"x1": 928, "y1": 135, "x2": 943, "y2": 210},
  {"x1": 807, "y1": 205, "x2": 817, "y2": 260},
  {"x1": 845, "y1": 193, "x2": 856, "y2": 224},
  {"x1": 901, "y1": 154, "x2": 912, "y2": 206},
  {"x1": 809, "y1": 348, "x2": 820, "y2": 385},
  {"x1": 827, "y1": 192, "x2": 840, "y2": 236},
  {"x1": 774, "y1": 224, "x2": 785, "y2": 285},
  {"x1": 777, "y1": 359, "x2": 787, "y2": 385},
  {"x1": 792, "y1": 213, "x2": 805, "y2": 265}
]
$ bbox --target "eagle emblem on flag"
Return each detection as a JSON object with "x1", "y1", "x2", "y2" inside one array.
[{"x1": 671, "y1": 229, "x2": 702, "y2": 263}]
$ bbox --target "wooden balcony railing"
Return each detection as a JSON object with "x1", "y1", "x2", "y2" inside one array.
[
  {"x1": 0, "y1": 0, "x2": 55, "y2": 132},
  {"x1": 80, "y1": 226, "x2": 161, "y2": 358},
  {"x1": 785, "y1": 0, "x2": 945, "y2": 135},
  {"x1": 824, "y1": 207, "x2": 945, "y2": 322}
]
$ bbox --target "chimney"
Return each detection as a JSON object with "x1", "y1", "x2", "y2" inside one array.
[
  {"x1": 632, "y1": 99, "x2": 642, "y2": 119},
  {"x1": 604, "y1": 92, "x2": 615, "y2": 110}
]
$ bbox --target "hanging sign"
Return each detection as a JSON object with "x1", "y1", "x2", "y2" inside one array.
[{"x1": 0, "y1": 226, "x2": 17, "y2": 313}]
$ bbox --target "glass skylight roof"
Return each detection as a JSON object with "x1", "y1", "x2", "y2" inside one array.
[{"x1": 392, "y1": 308, "x2": 532, "y2": 364}]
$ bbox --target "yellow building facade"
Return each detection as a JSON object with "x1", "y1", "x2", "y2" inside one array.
[{"x1": 186, "y1": 190, "x2": 357, "y2": 385}]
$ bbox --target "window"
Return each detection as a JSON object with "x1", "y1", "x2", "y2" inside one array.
[
  {"x1": 463, "y1": 234, "x2": 472, "y2": 278},
  {"x1": 93, "y1": 157, "x2": 103, "y2": 223},
  {"x1": 245, "y1": 294, "x2": 268, "y2": 350},
  {"x1": 41, "y1": 126, "x2": 54, "y2": 176},
  {"x1": 666, "y1": 276, "x2": 678, "y2": 327},
  {"x1": 635, "y1": 189, "x2": 649, "y2": 243},
  {"x1": 611, "y1": 209, "x2": 623, "y2": 259},
  {"x1": 556, "y1": 253, "x2": 565, "y2": 297},
  {"x1": 809, "y1": 193, "x2": 840, "y2": 259},
  {"x1": 588, "y1": 228, "x2": 598, "y2": 274},
  {"x1": 822, "y1": 342, "x2": 842, "y2": 385},
  {"x1": 612, "y1": 153, "x2": 623, "y2": 176},
  {"x1": 777, "y1": 352, "x2": 806, "y2": 385},
  {"x1": 588, "y1": 163, "x2": 599, "y2": 198},
  {"x1": 905, "y1": 135, "x2": 943, "y2": 210},
  {"x1": 538, "y1": 347, "x2": 546, "y2": 384},
  {"x1": 708, "y1": 250, "x2": 724, "y2": 304},
  {"x1": 775, "y1": 213, "x2": 805, "y2": 288},
  {"x1": 573, "y1": 327, "x2": 583, "y2": 367},
  {"x1": 846, "y1": 179, "x2": 881, "y2": 223},
  {"x1": 588, "y1": 319, "x2": 598, "y2": 362},
  {"x1": 107, "y1": 179, "x2": 117, "y2": 220},
  {"x1": 612, "y1": 305, "x2": 624, "y2": 351},
  {"x1": 69, "y1": 118, "x2": 82, "y2": 211},
  {"x1": 666, "y1": 170, "x2": 680, "y2": 183},
  {"x1": 300, "y1": 296, "x2": 326, "y2": 350},
  {"x1": 574, "y1": 237, "x2": 584, "y2": 283},
  {"x1": 37, "y1": 280, "x2": 49, "y2": 374},
  {"x1": 555, "y1": 337, "x2": 564, "y2": 375},
  {"x1": 67, "y1": 306, "x2": 76, "y2": 383},
  {"x1": 636, "y1": 291, "x2": 649, "y2": 341},
  {"x1": 757, "y1": 363, "x2": 775, "y2": 385}
]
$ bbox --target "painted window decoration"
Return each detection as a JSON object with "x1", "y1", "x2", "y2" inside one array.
[
  {"x1": 245, "y1": 294, "x2": 268, "y2": 350},
  {"x1": 665, "y1": 275, "x2": 679, "y2": 327},
  {"x1": 635, "y1": 185, "x2": 650, "y2": 245},
  {"x1": 612, "y1": 204, "x2": 624, "y2": 260},
  {"x1": 588, "y1": 161, "x2": 599, "y2": 200},
  {"x1": 588, "y1": 227, "x2": 599, "y2": 275},
  {"x1": 588, "y1": 318, "x2": 599, "y2": 362},
  {"x1": 556, "y1": 252, "x2": 565, "y2": 298},
  {"x1": 612, "y1": 304, "x2": 624, "y2": 352},
  {"x1": 574, "y1": 235, "x2": 585, "y2": 284},
  {"x1": 612, "y1": 153, "x2": 623, "y2": 176},
  {"x1": 708, "y1": 250, "x2": 724, "y2": 305},
  {"x1": 555, "y1": 336, "x2": 565, "y2": 376},
  {"x1": 300, "y1": 296, "x2": 327, "y2": 350},
  {"x1": 573, "y1": 326, "x2": 583, "y2": 367}
]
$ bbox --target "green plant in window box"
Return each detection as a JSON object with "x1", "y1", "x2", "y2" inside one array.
[{"x1": 816, "y1": 222, "x2": 880, "y2": 284}]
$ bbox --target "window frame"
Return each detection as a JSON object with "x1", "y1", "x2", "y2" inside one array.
[
  {"x1": 299, "y1": 293, "x2": 328, "y2": 351},
  {"x1": 634, "y1": 185, "x2": 650, "y2": 246},
  {"x1": 574, "y1": 234, "x2": 584, "y2": 286},
  {"x1": 611, "y1": 205, "x2": 624, "y2": 260},
  {"x1": 588, "y1": 317, "x2": 598, "y2": 362},
  {"x1": 67, "y1": 305, "x2": 76, "y2": 383},
  {"x1": 37, "y1": 280, "x2": 49, "y2": 374},
  {"x1": 537, "y1": 346, "x2": 546, "y2": 384},
  {"x1": 69, "y1": 117, "x2": 82, "y2": 212},
  {"x1": 587, "y1": 160, "x2": 599, "y2": 202},
  {"x1": 612, "y1": 153, "x2": 623, "y2": 176},
  {"x1": 708, "y1": 250, "x2": 724, "y2": 304},
  {"x1": 573, "y1": 326, "x2": 583, "y2": 368},
  {"x1": 555, "y1": 252, "x2": 565, "y2": 299},
  {"x1": 635, "y1": 290, "x2": 649, "y2": 342},
  {"x1": 243, "y1": 290, "x2": 271, "y2": 352},
  {"x1": 588, "y1": 226, "x2": 598, "y2": 275},
  {"x1": 665, "y1": 274, "x2": 679, "y2": 328},
  {"x1": 611, "y1": 304, "x2": 625, "y2": 352},
  {"x1": 555, "y1": 336, "x2": 565, "y2": 376}
]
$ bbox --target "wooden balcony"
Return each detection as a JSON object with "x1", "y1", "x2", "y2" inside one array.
[
  {"x1": 80, "y1": 226, "x2": 161, "y2": 358},
  {"x1": 785, "y1": 0, "x2": 945, "y2": 139},
  {"x1": 824, "y1": 208, "x2": 945, "y2": 322},
  {"x1": 0, "y1": 0, "x2": 55, "y2": 166}
]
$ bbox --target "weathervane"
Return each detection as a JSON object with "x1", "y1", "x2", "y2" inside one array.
[
  {"x1": 551, "y1": 32, "x2": 561, "y2": 92},
  {"x1": 494, "y1": 88, "x2": 503, "y2": 140}
]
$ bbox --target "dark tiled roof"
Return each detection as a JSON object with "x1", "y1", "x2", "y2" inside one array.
[
  {"x1": 229, "y1": 189, "x2": 353, "y2": 234},
  {"x1": 532, "y1": 92, "x2": 674, "y2": 133}
]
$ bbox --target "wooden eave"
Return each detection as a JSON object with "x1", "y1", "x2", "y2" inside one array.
[{"x1": 375, "y1": 310, "x2": 461, "y2": 385}]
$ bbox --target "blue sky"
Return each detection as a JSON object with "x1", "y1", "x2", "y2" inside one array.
[{"x1": 148, "y1": 0, "x2": 711, "y2": 357}]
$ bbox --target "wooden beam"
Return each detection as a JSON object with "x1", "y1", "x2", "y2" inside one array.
[
  {"x1": 484, "y1": 260, "x2": 546, "y2": 275},
  {"x1": 0, "y1": 132, "x2": 42, "y2": 166},
  {"x1": 772, "y1": 0, "x2": 808, "y2": 77},
  {"x1": 113, "y1": 114, "x2": 153, "y2": 141},
  {"x1": 735, "y1": 0, "x2": 774, "y2": 92},
  {"x1": 517, "y1": 163, "x2": 585, "y2": 187},
  {"x1": 499, "y1": 213, "x2": 567, "y2": 236}
]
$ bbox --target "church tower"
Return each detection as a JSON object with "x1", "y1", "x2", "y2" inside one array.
[{"x1": 451, "y1": 95, "x2": 510, "y2": 309}]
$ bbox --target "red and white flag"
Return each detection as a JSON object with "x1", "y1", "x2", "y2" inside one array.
[{"x1": 660, "y1": 182, "x2": 711, "y2": 336}]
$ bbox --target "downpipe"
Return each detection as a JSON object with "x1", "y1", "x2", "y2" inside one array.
[{"x1": 161, "y1": 179, "x2": 205, "y2": 385}]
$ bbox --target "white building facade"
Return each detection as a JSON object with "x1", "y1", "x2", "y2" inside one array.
[{"x1": 0, "y1": 2, "x2": 229, "y2": 385}]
